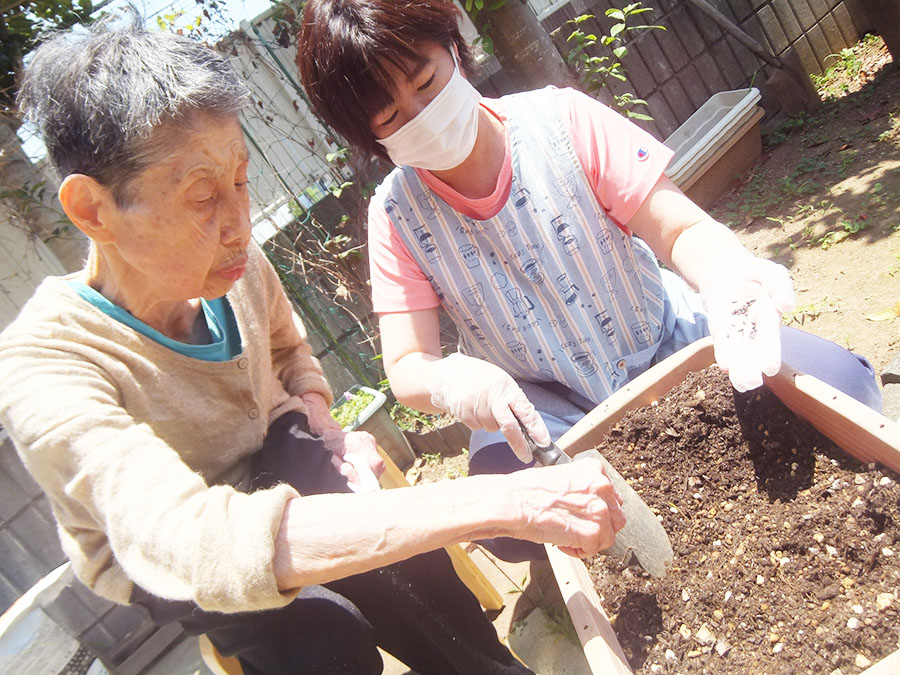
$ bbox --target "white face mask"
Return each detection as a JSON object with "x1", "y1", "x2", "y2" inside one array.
[{"x1": 377, "y1": 52, "x2": 482, "y2": 171}]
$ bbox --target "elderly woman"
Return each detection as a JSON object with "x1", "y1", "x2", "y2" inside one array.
[
  {"x1": 0, "y1": 18, "x2": 627, "y2": 674},
  {"x1": 296, "y1": 0, "x2": 883, "y2": 563}
]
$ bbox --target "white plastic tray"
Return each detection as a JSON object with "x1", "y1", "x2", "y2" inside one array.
[{"x1": 664, "y1": 88, "x2": 761, "y2": 186}]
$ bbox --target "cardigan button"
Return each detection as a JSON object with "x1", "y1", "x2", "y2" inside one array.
[
  {"x1": 237, "y1": 357, "x2": 249, "y2": 369},
  {"x1": 248, "y1": 408, "x2": 259, "y2": 420}
]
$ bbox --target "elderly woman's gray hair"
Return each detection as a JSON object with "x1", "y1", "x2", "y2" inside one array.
[{"x1": 18, "y1": 15, "x2": 250, "y2": 205}]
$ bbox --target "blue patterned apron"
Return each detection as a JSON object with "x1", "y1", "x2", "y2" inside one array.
[{"x1": 374, "y1": 86, "x2": 667, "y2": 406}]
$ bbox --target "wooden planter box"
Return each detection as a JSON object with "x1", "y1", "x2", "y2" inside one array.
[{"x1": 546, "y1": 336, "x2": 900, "y2": 674}]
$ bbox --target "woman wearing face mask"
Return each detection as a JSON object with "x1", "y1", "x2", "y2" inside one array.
[{"x1": 298, "y1": 0, "x2": 882, "y2": 562}]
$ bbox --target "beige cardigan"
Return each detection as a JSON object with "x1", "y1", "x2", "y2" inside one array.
[{"x1": 0, "y1": 243, "x2": 333, "y2": 612}]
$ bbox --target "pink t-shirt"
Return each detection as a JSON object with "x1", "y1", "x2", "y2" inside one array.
[{"x1": 369, "y1": 87, "x2": 673, "y2": 313}]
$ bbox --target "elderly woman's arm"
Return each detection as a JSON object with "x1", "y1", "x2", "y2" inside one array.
[{"x1": 272, "y1": 457, "x2": 625, "y2": 589}]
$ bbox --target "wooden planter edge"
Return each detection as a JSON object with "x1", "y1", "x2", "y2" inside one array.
[{"x1": 548, "y1": 336, "x2": 900, "y2": 674}]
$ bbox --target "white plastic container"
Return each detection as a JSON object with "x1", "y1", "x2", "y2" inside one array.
[
  {"x1": 664, "y1": 87, "x2": 762, "y2": 189},
  {"x1": 332, "y1": 385, "x2": 417, "y2": 470}
]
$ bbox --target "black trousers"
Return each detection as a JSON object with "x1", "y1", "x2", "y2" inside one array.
[{"x1": 132, "y1": 412, "x2": 531, "y2": 675}]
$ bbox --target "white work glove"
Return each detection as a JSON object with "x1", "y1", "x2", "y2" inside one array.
[
  {"x1": 427, "y1": 353, "x2": 550, "y2": 463},
  {"x1": 699, "y1": 255, "x2": 796, "y2": 392}
]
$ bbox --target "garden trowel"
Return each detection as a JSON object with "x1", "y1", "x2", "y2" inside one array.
[{"x1": 516, "y1": 416, "x2": 674, "y2": 577}]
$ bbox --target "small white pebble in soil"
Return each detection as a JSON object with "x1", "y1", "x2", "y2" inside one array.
[
  {"x1": 665, "y1": 649, "x2": 677, "y2": 661},
  {"x1": 779, "y1": 556, "x2": 791, "y2": 567},
  {"x1": 883, "y1": 547, "x2": 895, "y2": 557},
  {"x1": 813, "y1": 533, "x2": 825, "y2": 543},
  {"x1": 688, "y1": 476, "x2": 702, "y2": 487},
  {"x1": 852, "y1": 498, "x2": 865, "y2": 509},
  {"x1": 723, "y1": 502, "x2": 734, "y2": 511},
  {"x1": 847, "y1": 617, "x2": 861, "y2": 629},
  {"x1": 670, "y1": 506, "x2": 679, "y2": 514},
  {"x1": 679, "y1": 624, "x2": 692, "y2": 640},
  {"x1": 682, "y1": 588, "x2": 691, "y2": 602},
  {"x1": 695, "y1": 624, "x2": 716, "y2": 646},
  {"x1": 713, "y1": 609, "x2": 724, "y2": 621},
  {"x1": 854, "y1": 475, "x2": 867, "y2": 485},
  {"x1": 874, "y1": 532, "x2": 887, "y2": 543},
  {"x1": 713, "y1": 539, "x2": 722, "y2": 548},
  {"x1": 649, "y1": 665, "x2": 662, "y2": 674},
  {"x1": 828, "y1": 668, "x2": 845, "y2": 675},
  {"x1": 879, "y1": 476, "x2": 892, "y2": 486},
  {"x1": 876, "y1": 593, "x2": 893, "y2": 611},
  {"x1": 724, "y1": 591, "x2": 733, "y2": 603},
  {"x1": 756, "y1": 575, "x2": 765, "y2": 585},
  {"x1": 826, "y1": 545, "x2": 839, "y2": 556},
  {"x1": 715, "y1": 639, "x2": 731, "y2": 656},
  {"x1": 773, "y1": 642, "x2": 784, "y2": 654},
  {"x1": 809, "y1": 546, "x2": 821, "y2": 555},
  {"x1": 851, "y1": 604, "x2": 864, "y2": 614},
  {"x1": 855, "y1": 654, "x2": 873, "y2": 668}
]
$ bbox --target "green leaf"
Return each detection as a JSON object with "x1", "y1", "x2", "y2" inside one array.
[
  {"x1": 610, "y1": 23, "x2": 625, "y2": 38},
  {"x1": 481, "y1": 34, "x2": 494, "y2": 54},
  {"x1": 606, "y1": 9, "x2": 625, "y2": 20},
  {"x1": 613, "y1": 46, "x2": 628, "y2": 58}
]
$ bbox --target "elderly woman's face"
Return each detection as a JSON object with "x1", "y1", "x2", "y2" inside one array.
[{"x1": 107, "y1": 114, "x2": 252, "y2": 301}]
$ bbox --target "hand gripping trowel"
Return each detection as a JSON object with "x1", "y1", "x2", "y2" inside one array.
[{"x1": 516, "y1": 416, "x2": 674, "y2": 577}]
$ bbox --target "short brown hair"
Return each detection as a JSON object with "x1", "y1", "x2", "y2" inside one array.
[{"x1": 297, "y1": 0, "x2": 475, "y2": 161}]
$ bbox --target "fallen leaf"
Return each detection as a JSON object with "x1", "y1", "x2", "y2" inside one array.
[{"x1": 866, "y1": 301, "x2": 900, "y2": 321}]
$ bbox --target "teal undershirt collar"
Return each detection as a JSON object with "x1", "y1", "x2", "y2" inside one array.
[{"x1": 68, "y1": 282, "x2": 242, "y2": 362}]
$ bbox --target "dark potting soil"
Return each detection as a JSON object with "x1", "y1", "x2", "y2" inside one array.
[{"x1": 587, "y1": 367, "x2": 900, "y2": 674}]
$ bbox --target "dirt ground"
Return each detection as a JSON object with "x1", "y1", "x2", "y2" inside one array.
[
  {"x1": 588, "y1": 366, "x2": 900, "y2": 674},
  {"x1": 709, "y1": 36, "x2": 900, "y2": 374}
]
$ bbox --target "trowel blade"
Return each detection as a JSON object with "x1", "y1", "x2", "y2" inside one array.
[{"x1": 575, "y1": 449, "x2": 675, "y2": 578}]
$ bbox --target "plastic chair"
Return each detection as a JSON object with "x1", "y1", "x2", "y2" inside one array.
[{"x1": 0, "y1": 562, "x2": 81, "y2": 673}]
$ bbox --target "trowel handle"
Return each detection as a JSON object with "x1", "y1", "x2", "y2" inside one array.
[
  {"x1": 532, "y1": 443, "x2": 570, "y2": 466},
  {"x1": 513, "y1": 411, "x2": 571, "y2": 466}
]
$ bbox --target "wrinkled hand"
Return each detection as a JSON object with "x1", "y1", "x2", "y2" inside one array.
[
  {"x1": 324, "y1": 429, "x2": 385, "y2": 491},
  {"x1": 300, "y1": 392, "x2": 384, "y2": 489},
  {"x1": 427, "y1": 353, "x2": 549, "y2": 463},
  {"x1": 510, "y1": 458, "x2": 626, "y2": 557},
  {"x1": 700, "y1": 255, "x2": 796, "y2": 392}
]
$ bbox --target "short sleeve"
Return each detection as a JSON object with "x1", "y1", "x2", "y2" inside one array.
[
  {"x1": 558, "y1": 88, "x2": 674, "y2": 229},
  {"x1": 368, "y1": 195, "x2": 441, "y2": 314}
]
